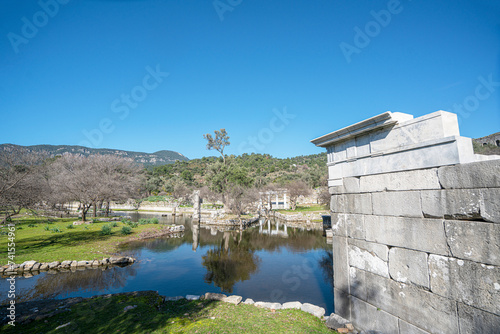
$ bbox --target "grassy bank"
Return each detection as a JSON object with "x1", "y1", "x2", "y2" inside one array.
[
  {"x1": 1, "y1": 291, "x2": 337, "y2": 334},
  {"x1": 276, "y1": 205, "x2": 329, "y2": 214},
  {"x1": 0, "y1": 215, "x2": 167, "y2": 265}
]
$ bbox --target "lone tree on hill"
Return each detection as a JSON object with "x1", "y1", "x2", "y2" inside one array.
[{"x1": 203, "y1": 128, "x2": 230, "y2": 164}]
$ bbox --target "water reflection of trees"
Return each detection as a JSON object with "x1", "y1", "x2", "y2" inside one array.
[
  {"x1": 319, "y1": 250, "x2": 333, "y2": 286},
  {"x1": 202, "y1": 231, "x2": 260, "y2": 293},
  {"x1": 16, "y1": 266, "x2": 136, "y2": 303}
]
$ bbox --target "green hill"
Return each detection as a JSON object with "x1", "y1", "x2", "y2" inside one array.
[{"x1": 0, "y1": 144, "x2": 189, "y2": 166}]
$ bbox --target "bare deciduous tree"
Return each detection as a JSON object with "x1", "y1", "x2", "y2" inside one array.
[
  {"x1": 50, "y1": 154, "x2": 143, "y2": 222},
  {"x1": 284, "y1": 180, "x2": 311, "y2": 210},
  {"x1": 0, "y1": 148, "x2": 49, "y2": 223},
  {"x1": 226, "y1": 185, "x2": 258, "y2": 226}
]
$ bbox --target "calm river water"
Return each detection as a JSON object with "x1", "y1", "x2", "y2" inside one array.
[{"x1": 1, "y1": 213, "x2": 334, "y2": 314}]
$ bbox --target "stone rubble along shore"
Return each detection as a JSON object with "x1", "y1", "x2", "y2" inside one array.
[
  {"x1": 0, "y1": 256, "x2": 136, "y2": 278},
  {"x1": 1, "y1": 290, "x2": 355, "y2": 333}
]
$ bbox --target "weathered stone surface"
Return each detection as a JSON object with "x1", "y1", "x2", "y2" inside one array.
[
  {"x1": 421, "y1": 189, "x2": 482, "y2": 220},
  {"x1": 343, "y1": 177, "x2": 360, "y2": 193},
  {"x1": 458, "y1": 302, "x2": 500, "y2": 334},
  {"x1": 254, "y1": 302, "x2": 282, "y2": 310},
  {"x1": 345, "y1": 214, "x2": 365, "y2": 239},
  {"x1": 445, "y1": 220, "x2": 500, "y2": 266},
  {"x1": 429, "y1": 256, "x2": 500, "y2": 314},
  {"x1": 325, "y1": 313, "x2": 349, "y2": 330},
  {"x1": 329, "y1": 185, "x2": 344, "y2": 195},
  {"x1": 204, "y1": 292, "x2": 226, "y2": 301},
  {"x1": 77, "y1": 261, "x2": 90, "y2": 267},
  {"x1": 102, "y1": 258, "x2": 110, "y2": 264},
  {"x1": 350, "y1": 267, "x2": 459, "y2": 334},
  {"x1": 48, "y1": 261, "x2": 60, "y2": 269},
  {"x1": 70, "y1": 261, "x2": 78, "y2": 267},
  {"x1": 60, "y1": 261, "x2": 72, "y2": 267},
  {"x1": 282, "y1": 301, "x2": 302, "y2": 309},
  {"x1": 109, "y1": 257, "x2": 129, "y2": 264},
  {"x1": 300, "y1": 303, "x2": 325, "y2": 318},
  {"x1": 333, "y1": 288, "x2": 351, "y2": 320},
  {"x1": 331, "y1": 194, "x2": 346, "y2": 213},
  {"x1": 350, "y1": 296, "x2": 399, "y2": 334},
  {"x1": 359, "y1": 168, "x2": 440, "y2": 193},
  {"x1": 243, "y1": 298, "x2": 254, "y2": 304},
  {"x1": 398, "y1": 319, "x2": 429, "y2": 334},
  {"x1": 345, "y1": 193, "x2": 372, "y2": 215},
  {"x1": 22, "y1": 261, "x2": 37, "y2": 270},
  {"x1": 388, "y1": 248, "x2": 429, "y2": 288},
  {"x1": 185, "y1": 295, "x2": 200, "y2": 301},
  {"x1": 222, "y1": 295, "x2": 242, "y2": 305},
  {"x1": 348, "y1": 244, "x2": 389, "y2": 278},
  {"x1": 331, "y1": 213, "x2": 347, "y2": 237},
  {"x1": 371, "y1": 191, "x2": 422, "y2": 217},
  {"x1": 333, "y1": 236, "x2": 350, "y2": 293},
  {"x1": 39, "y1": 263, "x2": 49, "y2": 271},
  {"x1": 364, "y1": 215, "x2": 449, "y2": 255},
  {"x1": 438, "y1": 159, "x2": 500, "y2": 189},
  {"x1": 480, "y1": 188, "x2": 500, "y2": 223},
  {"x1": 348, "y1": 239, "x2": 389, "y2": 261}
]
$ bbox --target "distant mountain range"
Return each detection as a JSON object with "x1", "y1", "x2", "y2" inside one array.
[{"x1": 0, "y1": 144, "x2": 189, "y2": 166}]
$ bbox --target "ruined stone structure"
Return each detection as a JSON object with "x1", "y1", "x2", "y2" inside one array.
[{"x1": 312, "y1": 110, "x2": 500, "y2": 334}]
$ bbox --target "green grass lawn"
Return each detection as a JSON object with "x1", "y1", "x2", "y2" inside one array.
[
  {"x1": 0, "y1": 215, "x2": 166, "y2": 265},
  {"x1": 275, "y1": 205, "x2": 329, "y2": 214},
  {"x1": 1, "y1": 291, "x2": 337, "y2": 334}
]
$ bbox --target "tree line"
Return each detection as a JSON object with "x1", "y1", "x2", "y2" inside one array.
[{"x1": 0, "y1": 130, "x2": 329, "y2": 224}]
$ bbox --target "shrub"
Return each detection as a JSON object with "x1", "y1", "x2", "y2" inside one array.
[
  {"x1": 28, "y1": 223, "x2": 37, "y2": 228},
  {"x1": 149, "y1": 218, "x2": 159, "y2": 224},
  {"x1": 138, "y1": 218, "x2": 148, "y2": 225},
  {"x1": 66, "y1": 224, "x2": 75, "y2": 229},
  {"x1": 50, "y1": 227, "x2": 62, "y2": 233},
  {"x1": 110, "y1": 222, "x2": 118, "y2": 227},
  {"x1": 121, "y1": 226, "x2": 132, "y2": 235},
  {"x1": 92, "y1": 218, "x2": 100, "y2": 224},
  {"x1": 126, "y1": 221, "x2": 139, "y2": 228},
  {"x1": 44, "y1": 225, "x2": 50, "y2": 231},
  {"x1": 121, "y1": 218, "x2": 132, "y2": 224},
  {"x1": 101, "y1": 224, "x2": 112, "y2": 235}
]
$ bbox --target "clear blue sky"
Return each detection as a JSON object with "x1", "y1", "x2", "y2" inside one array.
[{"x1": 1, "y1": 0, "x2": 499, "y2": 159}]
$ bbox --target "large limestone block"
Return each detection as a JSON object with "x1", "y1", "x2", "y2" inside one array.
[
  {"x1": 333, "y1": 236, "x2": 350, "y2": 293},
  {"x1": 348, "y1": 239, "x2": 389, "y2": 261},
  {"x1": 359, "y1": 168, "x2": 440, "y2": 193},
  {"x1": 364, "y1": 215, "x2": 449, "y2": 255},
  {"x1": 348, "y1": 245, "x2": 389, "y2": 278},
  {"x1": 330, "y1": 213, "x2": 365, "y2": 239},
  {"x1": 388, "y1": 248, "x2": 429, "y2": 288},
  {"x1": 331, "y1": 194, "x2": 346, "y2": 213},
  {"x1": 445, "y1": 220, "x2": 500, "y2": 266},
  {"x1": 480, "y1": 188, "x2": 500, "y2": 223},
  {"x1": 421, "y1": 189, "x2": 481, "y2": 220},
  {"x1": 350, "y1": 296, "x2": 399, "y2": 334},
  {"x1": 458, "y1": 302, "x2": 500, "y2": 334},
  {"x1": 438, "y1": 160, "x2": 500, "y2": 189},
  {"x1": 345, "y1": 193, "x2": 372, "y2": 215},
  {"x1": 350, "y1": 267, "x2": 459, "y2": 334},
  {"x1": 371, "y1": 191, "x2": 422, "y2": 217},
  {"x1": 428, "y1": 256, "x2": 500, "y2": 314},
  {"x1": 343, "y1": 177, "x2": 360, "y2": 193}
]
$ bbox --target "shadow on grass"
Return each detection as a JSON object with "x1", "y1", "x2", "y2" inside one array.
[{"x1": 1, "y1": 291, "x2": 220, "y2": 334}]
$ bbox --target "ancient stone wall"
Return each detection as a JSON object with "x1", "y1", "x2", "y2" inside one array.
[{"x1": 312, "y1": 110, "x2": 500, "y2": 334}]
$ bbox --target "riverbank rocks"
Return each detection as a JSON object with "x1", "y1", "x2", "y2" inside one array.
[
  {"x1": 222, "y1": 295, "x2": 242, "y2": 305},
  {"x1": 301, "y1": 303, "x2": 325, "y2": 318},
  {"x1": 0, "y1": 257, "x2": 136, "y2": 278},
  {"x1": 282, "y1": 301, "x2": 302, "y2": 309},
  {"x1": 243, "y1": 298, "x2": 255, "y2": 305},
  {"x1": 255, "y1": 302, "x2": 282, "y2": 310},
  {"x1": 204, "y1": 292, "x2": 227, "y2": 301},
  {"x1": 186, "y1": 295, "x2": 200, "y2": 300}
]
